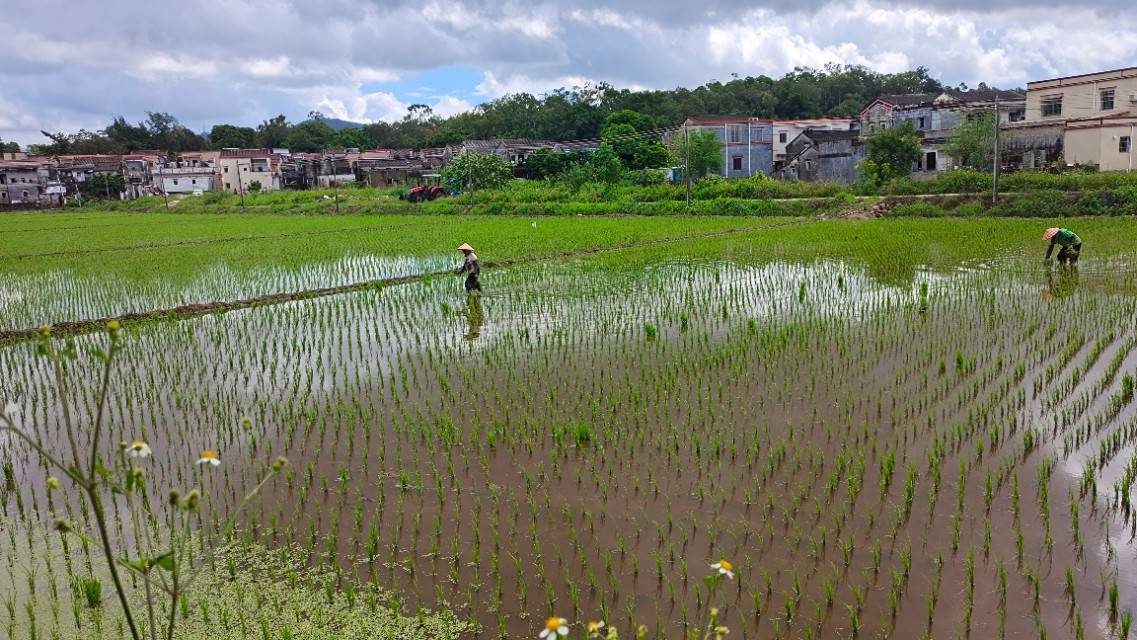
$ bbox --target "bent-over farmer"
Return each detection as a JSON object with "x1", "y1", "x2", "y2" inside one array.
[
  {"x1": 1044, "y1": 227, "x2": 1082, "y2": 266},
  {"x1": 456, "y1": 243, "x2": 482, "y2": 292}
]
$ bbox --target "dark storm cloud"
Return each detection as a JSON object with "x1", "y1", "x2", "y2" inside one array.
[{"x1": 0, "y1": 0, "x2": 1134, "y2": 145}]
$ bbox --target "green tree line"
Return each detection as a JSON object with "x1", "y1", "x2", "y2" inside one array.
[{"x1": 26, "y1": 64, "x2": 947, "y2": 155}]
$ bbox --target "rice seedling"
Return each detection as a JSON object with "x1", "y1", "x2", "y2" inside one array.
[{"x1": 3, "y1": 214, "x2": 1137, "y2": 638}]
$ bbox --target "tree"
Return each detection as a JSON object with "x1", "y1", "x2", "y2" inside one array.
[
  {"x1": 522, "y1": 149, "x2": 568, "y2": 180},
  {"x1": 256, "y1": 115, "x2": 289, "y2": 149},
  {"x1": 440, "y1": 152, "x2": 513, "y2": 191},
  {"x1": 945, "y1": 112, "x2": 996, "y2": 170},
  {"x1": 208, "y1": 124, "x2": 257, "y2": 150},
  {"x1": 859, "y1": 121, "x2": 921, "y2": 188},
  {"x1": 0, "y1": 137, "x2": 18, "y2": 153},
  {"x1": 670, "y1": 129, "x2": 723, "y2": 179},
  {"x1": 88, "y1": 173, "x2": 126, "y2": 198},
  {"x1": 247, "y1": 180, "x2": 263, "y2": 193},
  {"x1": 284, "y1": 120, "x2": 335, "y2": 152}
]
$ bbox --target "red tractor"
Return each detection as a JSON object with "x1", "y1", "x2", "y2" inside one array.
[{"x1": 401, "y1": 173, "x2": 447, "y2": 203}]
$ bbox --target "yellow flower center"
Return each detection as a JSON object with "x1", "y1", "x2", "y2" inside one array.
[
  {"x1": 719, "y1": 560, "x2": 732, "y2": 571},
  {"x1": 131, "y1": 440, "x2": 147, "y2": 450},
  {"x1": 200, "y1": 450, "x2": 218, "y2": 459},
  {"x1": 588, "y1": 621, "x2": 602, "y2": 631},
  {"x1": 545, "y1": 617, "x2": 562, "y2": 631}
]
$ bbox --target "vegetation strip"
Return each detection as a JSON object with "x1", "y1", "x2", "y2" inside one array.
[{"x1": 0, "y1": 218, "x2": 813, "y2": 343}]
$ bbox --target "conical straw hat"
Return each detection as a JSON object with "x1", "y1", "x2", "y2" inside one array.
[
  {"x1": 457, "y1": 243, "x2": 474, "y2": 251},
  {"x1": 1043, "y1": 228, "x2": 1060, "y2": 241}
]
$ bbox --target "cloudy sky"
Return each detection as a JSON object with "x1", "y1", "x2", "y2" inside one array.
[{"x1": 1, "y1": 0, "x2": 1134, "y2": 146}]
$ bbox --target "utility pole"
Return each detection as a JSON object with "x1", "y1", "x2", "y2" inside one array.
[
  {"x1": 468, "y1": 154, "x2": 475, "y2": 206},
  {"x1": 992, "y1": 96, "x2": 1001, "y2": 206},
  {"x1": 684, "y1": 123, "x2": 691, "y2": 209},
  {"x1": 333, "y1": 157, "x2": 340, "y2": 214},
  {"x1": 238, "y1": 162, "x2": 246, "y2": 208}
]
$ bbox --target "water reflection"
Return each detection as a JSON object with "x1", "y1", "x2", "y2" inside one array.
[
  {"x1": 1045, "y1": 267, "x2": 1080, "y2": 300},
  {"x1": 463, "y1": 294, "x2": 484, "y2": 341}
]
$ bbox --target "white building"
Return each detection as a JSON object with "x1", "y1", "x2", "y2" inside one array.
[
  {"x1": 156, "y1": 167, "x2": 216, "y2": 194},
  {"x1": 218, "y1": 149, "x2": 280, "y2": 192}
]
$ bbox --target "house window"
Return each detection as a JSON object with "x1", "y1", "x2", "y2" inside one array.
[
  {"x1": 917, "y1": 116, "x2": 926, "y2": 129},
  {"x1": 804, "y1": 160, "x2": 814, "y2": 171},
  {"x1": 779, "y1": 132, "x2": 787, "y2": 143},
  {"x1": 731, "y1": 155, "x2": 743, "y2": 171},
  {"x1": 1101, "y1": 89, "x2": 1115, "y2": 111},
  {"x1": 191, "y1": 179, "x2": 197, "y2": 184},
  {"x1": 1041, "y1": 96, "x2": 1062, "y2": 117},
  {"x1": 1122, "y1": 136, "x2": 1132, "y2": 153},
  {"x1": 223, "y1": 166, "x2": 229, "y2": 173},
  {"x1": 728, "y1": 125, "x2": 743, "y2": 143},
  {"x1": 173, "y1": 179, "x2": 179, "y2": 185}
]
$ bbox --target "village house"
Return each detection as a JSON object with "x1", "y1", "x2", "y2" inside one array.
[
  {"x1": 353, "y1": 149, "x2": 438, "y2": 187},
  {"x1": 679, "y1": 116, "x2": 775, "y2": 178},
  {"x1": 777, "y1": 129, "x2": 864, "y2": 183},
  {"x1": 1018, "y1": 66, "x2": 1137, "y2": 172},
  {"x1": 48, "y1": 155, "x2": 127, "y2": 198},
  {"x1": 772, "y1": 119, "x2": 856, "y2": 172},
  {"x1": 154, "y1": 152, "x2": 219, "y2": 195},
  {"x1": 218, "y1": 149, "x2": 280, "y2": 192},
  {"x1": 442, "y1": 139, "x2": 560, "y2": 167},
  {"x1": 0, "y1": 159, "x2": 49, "y2": 206},
  {"x1": 860, "y1": 90, "x2": 1025, "y2": 174}
]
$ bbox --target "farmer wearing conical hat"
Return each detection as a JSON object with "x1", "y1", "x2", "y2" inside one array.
[
  {"x1": 455, "y1": 243, "x2": 482, "y2": 292},
  {"x1": 1044, "y1": 227, "x2": 1082, "y2": 266}
]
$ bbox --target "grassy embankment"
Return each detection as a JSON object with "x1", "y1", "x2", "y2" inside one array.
[{"x1": 71, "y1": 170, "x2": 1137, "y2": 217}]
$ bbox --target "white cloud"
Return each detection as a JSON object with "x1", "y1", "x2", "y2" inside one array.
[
  {"x1": 3, "y1": 0, "x2": 1137, "y2": 146},
  {"x1": 243, "y1": 57, "x2": 294, "y2": 79},
  {"x1": 475, "y1": 71, "x2": 594, "y2": 98}
]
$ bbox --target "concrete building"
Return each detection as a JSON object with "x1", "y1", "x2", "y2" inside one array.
[
  {"x1": 772, "y1": 119, "x2": 856, "y2": 171},
  {"x1": 0, "y1": 160, "x2": 46, "y2": 205},
  {"x1": 154, "y1": 152, "x2": 220, "y2": 195},
  {"x1": 860, "y1": 90, "x2": 1025, "y2": 175},
  {"x1": 1022, "y1": 67, "x2": 1137, "y2": 171},
  {"x1": 219, "y1": 149, "x2": 279, "y2": 192},
  {"x1": 777, "y1": 130, "x2": 864, "y2": 183},
  {"x1": 681, "y1": 116, "x2": 775, "y2": 178}
]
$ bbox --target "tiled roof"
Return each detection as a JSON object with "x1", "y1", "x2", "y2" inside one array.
[
  {"x1": 803, "y1": 129, "x2": 860, "y2": 143},
  {"x1": 219, "y1": 149, "x2": 272, "y2": 159}
]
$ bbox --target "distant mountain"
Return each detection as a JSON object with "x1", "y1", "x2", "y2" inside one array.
[{"x1": 314, "y1": 117, "x2": 365, "y2": 132}]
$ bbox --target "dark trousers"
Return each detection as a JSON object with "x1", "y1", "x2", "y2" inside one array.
[
  {"x1": 464, "y1": 273, "x2": 482, "y2": 292},
  {"x1": 1058, "y1": 243, "x2": 1082, "y2": 265}
]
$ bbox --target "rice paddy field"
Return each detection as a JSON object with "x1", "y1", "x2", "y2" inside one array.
[{"x1": 3, "y1": 210, "x2": 1137, "y2": 639}]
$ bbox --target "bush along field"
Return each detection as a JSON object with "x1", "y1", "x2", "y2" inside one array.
[
  {"x1": 71, "y1": 169, "x2": 1137, "y2": 218},
  {"x1": 2, "y1": 217, "x2": 1137, "y2": 639}
]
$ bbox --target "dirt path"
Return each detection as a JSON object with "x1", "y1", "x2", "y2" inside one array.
[{"x1": 0, "y1": 217, "x2": 816, "y2": 344}]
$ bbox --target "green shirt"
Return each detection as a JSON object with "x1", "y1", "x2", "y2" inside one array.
[{"x1": 1053, "y1": 229, "x2": 1081, "y2": 247}]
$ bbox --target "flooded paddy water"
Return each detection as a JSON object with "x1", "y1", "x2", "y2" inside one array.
[{"x1": 3, "y1": 218, "x2": 1137, "y2": 639}]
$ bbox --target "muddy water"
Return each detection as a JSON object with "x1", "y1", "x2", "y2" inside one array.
[{"x1": 3, "y1": 248, "x2": 1137, "y2": 640}]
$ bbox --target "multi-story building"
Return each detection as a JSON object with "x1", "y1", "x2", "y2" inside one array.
[
  {"x1": 680, "y1": 116, "x2": 774, "y2": 178},
  {"x1": 0, "y1": 160, "x2": 47, "y2": 205},
  {"x1": 1021, "y1": 66, "x2": 1137, "y2": 172},
  {"x1": 777, "y1": 130, "x2": 864, "y2": 184},
  {"x1": 772, "y1": 119, "x2": 856, "y2": 171},
  {"x1": 860, "y1": 90, "x2": 1024, "y2": 174},
  {"x1": 218, "y1": 149, "x2": 280, "y2": 192}
]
